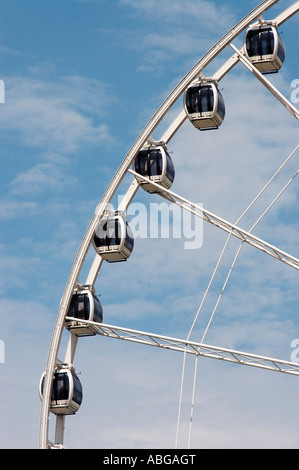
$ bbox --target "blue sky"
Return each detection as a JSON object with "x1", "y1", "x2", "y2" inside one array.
[{"x1": 1, "y1": 0, "x2": 299, "y2": 449}]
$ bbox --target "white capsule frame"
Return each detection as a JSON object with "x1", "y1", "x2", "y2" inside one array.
[
  {"x1": 244, "y1": 24, "x2": 286, "y2": 74},
  {"x1": 93, "y1": 211, "x2": 134, "y2": 262},
  {"x1": 65, "y1": 289, "x2": 103, "y2": 337},
  {"x1": 184, "y1": 81, "x2": 226, "y2": 130},
  {"x1": 133, "y1": 144, "x2": 175, "y2": 193},
  {"x1": 39, "y1": 367, "x2": 83, "y2": 416}
]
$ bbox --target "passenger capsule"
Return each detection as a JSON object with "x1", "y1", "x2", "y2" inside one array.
[
  {"x1": 133, "y1": 144, "x2": 175, "y2": 193},
  {"x1": 93, "y1": 211, "x2": 134, "y2": 262},
  {"x1": 244, "y1": 24, "x2": 285, "y2": 74},
  {"x1": 65, "y1": 288, "x2": 103, "y2": 336},
  {"x1": 184, "y1": 80, "x2": 225, "y2": 130},
  {"x1": 39, "y1": 367, "x2": 83, "y2": 415}
]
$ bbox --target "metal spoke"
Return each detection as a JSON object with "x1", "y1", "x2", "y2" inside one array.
[{"x1": 65, "y1": 318, "x2": 299, "y2": 377}]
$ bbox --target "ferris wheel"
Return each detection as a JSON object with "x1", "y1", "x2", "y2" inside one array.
[{"x1": 39, "y1": 0, "x2": 299, "y2": 449}]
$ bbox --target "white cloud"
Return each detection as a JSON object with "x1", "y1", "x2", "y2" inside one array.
[
  {"x1": 0, "y1": 74, "x2": 115, "y2": 153},
  {"x1": 95, "y1": 0, "x2": 236, "y2": 75},
  {"x1": 59, "y1": 37, "x2": 299, "y2": 448},
  {"x1": 119, "y1": 0, "x2": 234, "y2": 31},
  {"x1": 2, "y1": 0, "x2": 299, "y2": 450},
  {"x1": 9, "y1": 162, "x2": 77, "y2": 195},
  {"x1": 0, "y1": 200, "x2": 38, "y2": 219}
]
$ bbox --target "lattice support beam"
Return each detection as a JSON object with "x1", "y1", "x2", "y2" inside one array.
[
  {"x1": 65, "y1": 317, "x2": 299, "y2": 377},
  {"x1": 127, "y1": 169, "x2": 299, "y2": 271}
]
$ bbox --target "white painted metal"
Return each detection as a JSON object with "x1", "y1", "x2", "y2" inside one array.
[
  {"x1": 128, "y1": 168, "x2": 299, "y2": 271},
  {"x1": 39, "y1": 0, "x2": 298, "y2": 448},
  {"x1": 229, "y1": 42, "x2": 299, "y2": 120},
  {"x1": 267, "y1": 0, "x2": 299, "y2": 24},
  {"x1": 65, "y1": 317, "x2": 299, "y2": 377},
  {"x1": 162, "y1": 2, "x2": 299, "y2": 145}
]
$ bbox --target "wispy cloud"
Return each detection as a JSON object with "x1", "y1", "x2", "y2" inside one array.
[
  {"x1": 94, "y1": 0, "x2": 235, "y2": 74},
  {"x1": 0, "y1": 73, "x2": 115, "y2": 154},
  {"x1": 119, "y1": 0, "x2": 234, "y2": 30},
  {"x1": 9, "y1": 161, "x2": 77, "y2": 196},
  {"x1": 0, "y1": 67, "x2": 118, "y2": 220},
  {"x1": 0, "y1": 200, "x2": 38, "y2": 219}
]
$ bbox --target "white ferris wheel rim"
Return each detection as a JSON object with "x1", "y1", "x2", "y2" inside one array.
[{"x1": 39, "y1": 0, "x2": 299, "y2": 449}]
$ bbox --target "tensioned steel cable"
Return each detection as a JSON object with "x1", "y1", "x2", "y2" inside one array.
[
  {"x1": 175, "y1": 144, "x2": 299, "y2": 448},
  {"x1": 187, "y1": 162, "x2": 299, "y2": 448}
]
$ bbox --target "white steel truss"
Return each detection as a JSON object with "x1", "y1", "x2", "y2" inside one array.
[
  {"x1": 39, "y1": 1, "x2": 299, "y2": 449},
  {"x1": 128, "y1": 168, "x2": 299, "y2": 271},
  {"x1": 65, "y1": 317, "x2": 299, "y2": 377}
]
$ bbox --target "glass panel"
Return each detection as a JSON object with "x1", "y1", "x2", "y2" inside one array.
[
  {"x1": 68, "y1": 294, "x2": 90, "y2": 320},
  {"x1": 199, "y1": 86, "x2": 214, "y2": 113},
  {"x1": 246, "y1": 30, "x2": 259, "y2": 57},
  {"x1": 261, "y1": 28, "x2": 274, "y2": 55},
  {"x1": 135, "y1": 150, "x2": 148, "y2": 176},
  {"x1": 94, "y1": 218, "x2": 122, "y2": 248},
  {"x1": 186, "y1": 85, "x2": 214, "y2": 114},
  {"x1": 246, "y1": 27, "x2": 274, "y2": 57},
  {"x1": 135, "y1": 149, "x2": 163, "y2": 177},
  {"x1": 93, "y1": 295, "x2": 103, "y2": 323},
  {"x1": 77, "y1": 294, "x2": 89, "y2": 320},
  {"x1": 108, "y1": 219, "x2": 121, "y2": 246},
  {"x1": 72, "y1": 374, "x2": 83, "y2": 406},
  {"x1": 149, "y1": 149, "x2": 163, "y2": 176},
  {"x1": 124, "y1": 222, "x2": 134, "y2": 252},
  {"x1": 277, "y1": 36, "x2": 286, "y2": 63},
  {"x1": 165, "y1": 152, "x2": 175, "y2": 183},
  {"x1": 94, "y1": 221, "x2": 107, "y2": 247},
  {"x1": 52, "y1": 372, "x2": 69, "y2": 401},
  {"x1": 186, "y1": 86, "x2": 200, "y2": 114},
  {"x1": 67, "y1": 296, "x2": 76, "y2": 317},
  {"x1": 217, "y1": 91, "x2": 226, "y2": 120}
]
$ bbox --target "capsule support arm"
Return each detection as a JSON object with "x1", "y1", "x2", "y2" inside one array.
[{"x1": 229, "y1": 42, "x2": 299, "y2": 120}]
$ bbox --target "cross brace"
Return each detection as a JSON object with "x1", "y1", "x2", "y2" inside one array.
[
  {"x1": 65, "y1": 317, "x2": 299, "y2": 377},
  {"x1": 127, "y1": 169, "x2": 299, "y2": 271}
]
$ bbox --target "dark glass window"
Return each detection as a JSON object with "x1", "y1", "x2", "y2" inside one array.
[
  {"x1": 200, "y1": 86, "x2": 214, "y2": 113},
  {"x1": 186, "y1": 85, "x2": 214, "y2": 114},
  {"x1": 135, "y1": 149, "x2": 163, "y2": 177},
  {"x1": 135, "y1": 150, "x2": 148, "y2": 176},
  {"x1": 94, "y1": 218, "x2": 122, "y2": 248},
  {"x1": 124, "y1": 222, "x2": 134, "y2": 252},
  {"x1": 52, "y1": 372, "x2": 69, "y2": 401},
  {"x1": 149, "y1": 150, "x2": 162, "y2": 176},
  {"x1": 93, "y1": 295, "x2": 103, "y2": 323},
  {"x1": 165, "y1": 152, "x2": 175, "y2": 183},
  {"x1": 261, "y1": 28, "x2": 274, "y2": 55},
  {"x1": 72, "y1": 374, "x2": 83, "y2": 406},
  {"x1": 68, "y1": 294, "x2": 90, "y2": 321},
  {"x1": 217, "y1": 91, "x2": 226, "y2": 120},
  {"x1": 108, "y1": 219, "x2": 122, "y2": 246},
  {"x1": 277, "y1": 36, "x2": 286, "y2": 63},
  {"x1": 186, "y1": 86, "x2": 199, "y2": 114},
  {"x1": 246, "y1": 27, "x2": 275, "y2": 57}
]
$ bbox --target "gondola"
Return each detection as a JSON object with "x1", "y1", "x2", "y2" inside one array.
[
  {"x1": 244, "y1": 23, "x2": 286, "y2": 74},
  {"x1": 93, "y1": 211, "x2": 134, "y2": 262},
  {"x1": 133, "y1": 143, "x2": 175, "y2": 192},
  {"x1": 184, "y1": 80, "x2": 226, "y2": 130}
]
